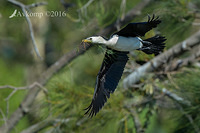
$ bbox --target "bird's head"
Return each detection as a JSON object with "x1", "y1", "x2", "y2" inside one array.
[{"x1": 82, "y1": 36, "x2": 107, "y2": 44}]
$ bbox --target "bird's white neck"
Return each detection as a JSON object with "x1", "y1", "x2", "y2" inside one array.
[
  {"x1": 97, "y1": 35, "x2": 119, "y2": 47},
  {"x1": 98, "y1": 38, "x2": 108, "y2": 45}
]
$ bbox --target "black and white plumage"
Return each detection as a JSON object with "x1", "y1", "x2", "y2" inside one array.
[{"x1": 82, "y1": 14, "x2": 166, "y2": 117}]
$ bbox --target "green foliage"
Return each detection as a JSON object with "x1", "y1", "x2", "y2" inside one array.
[
  {"x1": 36, "y1": 49, "x2": 128, "y2": 132},
  {"x1": 170, "y1": 68, "x2": 200, "y2": 133},
  {"x1": 0, "y1": 58, "x2": 29, "y2": 132}
]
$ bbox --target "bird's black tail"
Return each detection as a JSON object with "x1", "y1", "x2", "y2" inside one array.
[{"x1": 139, "y1": 35, "x2": 166, "y2": 55}]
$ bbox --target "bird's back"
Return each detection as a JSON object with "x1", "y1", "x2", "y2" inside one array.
[{"x1": 109, "y1": 35, "x2": 143, "y2": 51}]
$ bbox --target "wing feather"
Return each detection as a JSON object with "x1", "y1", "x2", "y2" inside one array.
[
  {"x1": 113, "y1": 14, "x2": 161, "y2": 37},
  {"x1": 84, "y1": 48, "x2": 129, "y2": 117}
]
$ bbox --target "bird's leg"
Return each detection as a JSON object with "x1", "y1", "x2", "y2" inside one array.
[
  {"x1": 138, "y1": 40, "x2": 151, "y2": 51},
  {"x1": 141, "y1": 40, "x2": 152, "y2": 46},
  {"x1": 137, "y1": 47, "x2": 150, "y2": 51}
]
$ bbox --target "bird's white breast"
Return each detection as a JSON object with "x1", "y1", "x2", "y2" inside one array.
[{"x1": 108, "y1": 35, "x2": 143, "y2": 52}]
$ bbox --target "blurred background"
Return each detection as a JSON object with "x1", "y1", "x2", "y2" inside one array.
[{"x1": 0, "y1": 0, "x2": 200, "y2": 132}]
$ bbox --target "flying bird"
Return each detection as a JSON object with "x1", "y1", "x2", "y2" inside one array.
[{"x1": 82, "y1": 14, "x2": 166, "y2": 117}]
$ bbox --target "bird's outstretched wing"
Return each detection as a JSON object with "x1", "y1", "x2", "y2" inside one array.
[
  {"x1": 84, "y1": 48, "x2": 129, "y2": 117},
  {"x1": 113, "y1": 14, "x2": 161, "y2": 37}
]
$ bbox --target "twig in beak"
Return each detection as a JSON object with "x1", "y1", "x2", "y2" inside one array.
[{"x1": 82, "y1": 42, "x2": 90, "y2": 50}]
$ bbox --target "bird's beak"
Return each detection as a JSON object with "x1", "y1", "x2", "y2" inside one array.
[{"x1": 82, "y1": 39, "x2": 92, "y2": 43}]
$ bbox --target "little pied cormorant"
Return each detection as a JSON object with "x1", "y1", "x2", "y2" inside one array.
[{"x1": 82, "y1": 14, "x2": 166, "y2": 117}]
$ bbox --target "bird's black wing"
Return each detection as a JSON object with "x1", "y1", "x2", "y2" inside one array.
[
  {"x1": 113, "y1": 14, "x2": 161, "y2": 37},
  {"x1": 84, "y1": 48, "x2": 129, "y2": 117}
]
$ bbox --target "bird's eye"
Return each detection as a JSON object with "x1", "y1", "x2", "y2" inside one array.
[{"x1": 89, "y1": 38, "x2": 92, "y2": 40}]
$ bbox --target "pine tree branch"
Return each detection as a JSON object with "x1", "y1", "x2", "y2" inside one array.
[
  {"x1": 7, "y1": 0, "x2": 47, "y2": 60},
  {"x1": 165, "y1": 45, "x2": 200, "y2": 71},
  {"x1": 156, "y1": 87, "x2": 199, "y2": 132},
  {"x1": 0, "y1": 109, "x2": 7, "y2": 129},
  {"x1": 26, "y1": 2, "x2": 47, "y2": 9},
  {"x1": 159, "y1": 88, "x2": 191, "y2": 106},
  {"x1": 176, "y1": 103, "x2": 200, "y2": 133},
  {"x1": 20, "y1": 118, "x2": 71, "y2": 133},
  {"x1": 0, "y1": 0, "x2": 152, "y2": 132},
  {"x1": 127, "y1": 107, "x2": 144, "y2": 133},
  {"x1": 123, "y1": 30, "x2": 200, "y2": 89}
]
